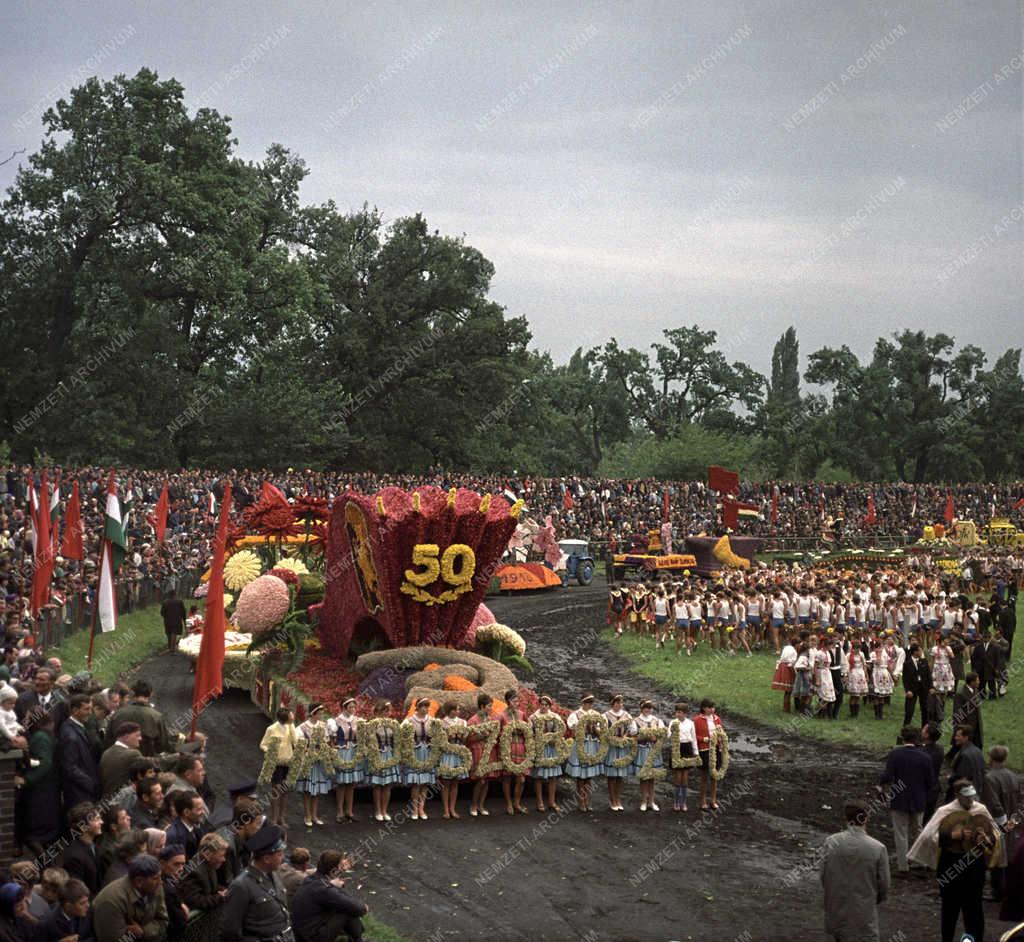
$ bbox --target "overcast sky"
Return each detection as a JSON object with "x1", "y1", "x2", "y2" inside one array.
[{"x1": 2, "y1": 0, "x2": 1021, "y2": 375}]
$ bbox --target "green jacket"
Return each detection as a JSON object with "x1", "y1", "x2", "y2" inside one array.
[{"x1": 92, "y1": 875, "x2": 169, "y2": 942}]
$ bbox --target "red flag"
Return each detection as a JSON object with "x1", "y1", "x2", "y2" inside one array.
[
  {"x1": 1014, "y1": 497, "x2": 1024, "y2": 510},
  {"x1": 262, "y1": 481, "x2": 289, "y2": 506},
  {"x1": 722, "y1": 498, "x2": 739, "y2": 530},
  {"x1": 771, "y1": 486, "x2": 779, "y2": 526},
  {"x1": 944, "y1": 493, "x2": 954, "y2": 525},
  {"x1": 864, "y1": 492, "x2": 876, "y2": 527},
  {"x1": 193, "y1": 482, "x2": 231, "y2": 731},
  {"x1": 708, "y1": 465, "x2": 740, "y2": 494},
  {"x1": 663, "y1": 487, "x2": 669, "y2": 523},
  {"x1": 563, "y1": 489, "x2": 574, "y2": 511},
  {"x1": 61, "y1": 481, "x2": 85, "y2": 560},
  {"x1": 154, "y1": 482, "x2": 169, "y2": 545},
  {"x1": 31, "y1": 471, "x2": 54, "y2": 615}
]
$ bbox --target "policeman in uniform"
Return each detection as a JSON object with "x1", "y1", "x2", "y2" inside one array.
[{"x1": 221, "y1": 824, "x2": 294, "y2": 942}]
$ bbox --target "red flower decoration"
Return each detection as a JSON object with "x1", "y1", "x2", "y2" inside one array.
[
  {"x1": 269, "y1": 568, "x2": 301, "y2": 588},
  {"x1": 244, "y1": 500, "x2": 299, "y2": 539},
  {"x1": 292, "y1": 494, "x2": 329, "y2": 523}
]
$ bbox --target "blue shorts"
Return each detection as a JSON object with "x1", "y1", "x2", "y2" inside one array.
[
  {"x1": 655, "y1": 614, "x2": 668, "y2": 626},
  {"x1": 798, "y1": 616, "x2": 810, "y2": 625},
  {"x1": 771, "y1": 617, "x2": 784, "y2": 629},
  {"x1": 675, "y1": 619, "x2": 688, "y2": 630},
  {"x1": 747, "y1": 615, "x2": 762, "y2": 627}
]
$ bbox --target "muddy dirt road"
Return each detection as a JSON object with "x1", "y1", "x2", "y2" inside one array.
[{"x1": 146, "y1": 586, "x2": 1017, "y2": 942}]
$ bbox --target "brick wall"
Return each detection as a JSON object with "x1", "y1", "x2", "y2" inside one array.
[{"x1": 0, "y1": 749, "x2": 21, "y2": 865}]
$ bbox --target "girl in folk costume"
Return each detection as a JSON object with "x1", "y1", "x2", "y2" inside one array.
[
  {"x1": 603, "y1": 694, "x2": 636, "y2": 812},
  {"x1": 813, "y1": 640, "x2": 836, "y2": 719},
  {"x1": 468, "y1": 693, "x2": 500, "y2": 817},
  {"x1": 672, "y1": 701, "x2": 698, "y2": 812},
  {"x1": 530, "y1": 696, "x2": 563, "y2": 813},
  {"x1": 609, "y1": 589, "x2": 626, "y2": 635},
  {"x1": 673, "y1": 591, "x2": 690, "y2": 656},
  {"x1": 792, "y1": 642, "x2": 815, "y2": 717},
  {"x1": 635, "y1": 700, "x2": 665, "y2": 812},
  {"x1": 259, "y1": 707, "x2": 296, "y2": 828},
  {"x1": 402, "y1": 697, "x2": 437, "y2": 821},
  {"x1": 333, "y1": 698, "x2": 365, "y2": 823},
  {"x1": 296, "y1": 704, "x2": 334, "y2": 828},
  {"x1": 437, "y1": 700, "x2": 468, "y2": 820},
  {"x1": 367, "y1": 699, "x2": 401, "y2": 822},
  {"x1": 566, "y1": 693, "x2": 603, "y2": 812},
  {"x1": 771, "y1": 634, "x2": 798, "y2": 713},
  {"x1": 694, "y1": 699, "x2": 725, "y2": 811},
  {"x1": 883, "y1": 635, "x2": 905, "y2": 688},
  {"x1": 869, "y1": 640, "x2": 893, "y2": 719},
  {"x1": 500, "y1": 689, "x2": 531, "y2": 815},
  {"x1": 930, "y1": 633, "x2": 956, "y2": 695}
]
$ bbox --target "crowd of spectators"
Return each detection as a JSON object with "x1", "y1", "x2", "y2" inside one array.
[{"x1": 1, "y1": 466, "x2": 1021, "y2": 643}]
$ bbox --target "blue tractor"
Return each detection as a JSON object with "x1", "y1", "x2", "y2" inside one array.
[{"x1": 558, "y1": 539, "x2": 596, "y2": 586}]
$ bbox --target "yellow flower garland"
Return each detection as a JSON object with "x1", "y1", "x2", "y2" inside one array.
[
  {"x1": 467, "y1": 719, "x2": 502, "y2": 777},
  {"x1": 635, "y1": 727, "x2": 668, "y2": 781},
  {"x1": 499, "y1": 718, "x2": 535, "y2": 775},
  {"x1": 573, "y1": 710, "x2": 610, "y2": 766},
  {"x1": 606, "y1": 718, "x2": 639, "y2": 769},
  {"x1": 399, "y1": 718, "x2": 443, "y2": 772},
  {"x1": 437, "y1": 724, "x2": 473, "y2": 779},
  {"x1": 707, "y1": 726, "x2": 730, "y2": 781},
  {"x1": 257, "y1": 735, "x2": 280, "y2": 786},
  {"x1": 358, "y1": 718, "x2": 403, "y2": 775},
  {"x1": 531, "y1": 714, "x2": 572, "y2": 767},
  {"x1": 668, "y1": 720, "x2": 701, "y2": 770}
]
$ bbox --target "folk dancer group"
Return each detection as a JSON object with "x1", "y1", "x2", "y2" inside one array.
[{"x1": 260, "y1": 693, "x2": 729, "y2": 824}]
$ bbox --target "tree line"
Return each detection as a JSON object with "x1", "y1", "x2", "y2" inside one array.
[{"x1": 2, "y1": 69, "x2": 1022, "y2": 482}]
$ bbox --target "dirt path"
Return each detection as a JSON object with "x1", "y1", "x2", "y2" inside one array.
[{"x1": 142, "y1": 587, "x2": 1017, "y2": 942}]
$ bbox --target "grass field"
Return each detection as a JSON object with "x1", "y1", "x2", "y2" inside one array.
[
  {"x1": 46, "y1": 606, "x2": 169, "y2": 686},
  {"x1": 606, "y1": 596, "x2": 1024, "y2": 770}
]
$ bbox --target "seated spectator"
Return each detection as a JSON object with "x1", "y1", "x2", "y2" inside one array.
[
  {"x1": 34, "y1": 877, "x2": 91, "y2": 942},
  {"x1": 279, "y1": 846, "x2": 312, "y2": 905},
  {"x1": 291, "y1": 849, "x2": 369, "y2": 942}
]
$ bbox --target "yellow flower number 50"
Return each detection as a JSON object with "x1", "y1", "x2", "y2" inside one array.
[{"x1": 401, "y1": 543, "x2": 477, "y2": 605}]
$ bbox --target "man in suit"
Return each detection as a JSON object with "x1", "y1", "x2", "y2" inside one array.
[
  {"x1": 58, "y1": 693, "x2": 102, "y2": 810},
  {"x1": 160, "y1": 594, "x2": 187, "y2": 656},
  {"x1": 99, "y1": 722, "x2": 145, "y2": 797},
  {"x1": 820, "y1": 799, "x2": 891, "y2": 942},
  {"x1": 902, "y1": 642, "x2": 932, "y2": 727},
  {"x1": 159, "y1": 844, "x2": 189, "y2": 942},
  {"x1": 878, "y1": 725, "x2": 936, "y2": 874},
  {"x1": 165, "y1": 790, "x2": 210, "y2": 859},
  {"x1": 14, "y1": 667, "x2": 63, "y2": 724},
  {"x1": 951, "y1": 673, "x2": 984, "y2": 749},
  {"x1": 946, "y1": 724, "x2": 989, "y2": 802},
  {"x1": 61, "y1": 802, "x2": 103, "y2": 895},
  {"x1": 970, "y1": 632, "x2": 999, "y2": 699}
]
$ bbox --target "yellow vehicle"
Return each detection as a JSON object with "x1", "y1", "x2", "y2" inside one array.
[{"x1": 981, "y1": 517, "x2": 1024, "y2": 548}]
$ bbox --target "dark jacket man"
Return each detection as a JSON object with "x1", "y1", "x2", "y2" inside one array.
[
  {"x1": 104, "y1": 687, "x2": 174, "y2": 756},
  {"x1": 292, "y1": 869, "x2": 369, "y2": 942},
  {"x1": 58, "y1": 706, "x2": 102, "y2": 809},
  {"x1": 902, "y1": 645, "x2": 932, "y2": 726},
  {"x1": 951, "y1": 675, "x2": 983, "y2": 749}
]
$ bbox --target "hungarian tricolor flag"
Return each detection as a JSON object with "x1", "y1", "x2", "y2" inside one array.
[
  {"x1": 49, "y1": 478, "x2": 60, "y2": 560},
  {"x1": 193, "y1": 481, "x2": 231, "y2": 732},
  {"x1": 708, "y1": 465, "x2": 740, "y2": 495},
  {"x1": 98, "y1": 473, "x2": 128, "y2": 633},
  {"x1": 153, "y1": 482, "x2": 169, "y2": 545},
  {"x1": 944, "y1": 493, "x2": 955, "y2": 525},
  {"x1": 206, "y1": 491, "x2": 216, "y2": 517},
  {"x1": 61, "y1": 480, "x2": 85, "y2": 560},
  {"x1": 30, "y1": 470, "x2": 54, "y2": 616},
  {"x1": 864, "y1": 492, "x2": 876, "y2": 527}
]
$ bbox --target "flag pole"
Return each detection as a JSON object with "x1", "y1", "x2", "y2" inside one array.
[{"x1": 87, "y1": 535, "x2": 107, "y2": 670}]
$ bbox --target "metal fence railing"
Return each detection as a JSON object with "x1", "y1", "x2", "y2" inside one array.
[{"x1": 32, "y1": 571, "x2": 201, "y2": 653}]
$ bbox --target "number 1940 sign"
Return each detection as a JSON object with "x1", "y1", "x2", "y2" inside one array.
[{"x1": 400, "y1": 543, "x2": 477, "y2": 605}]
